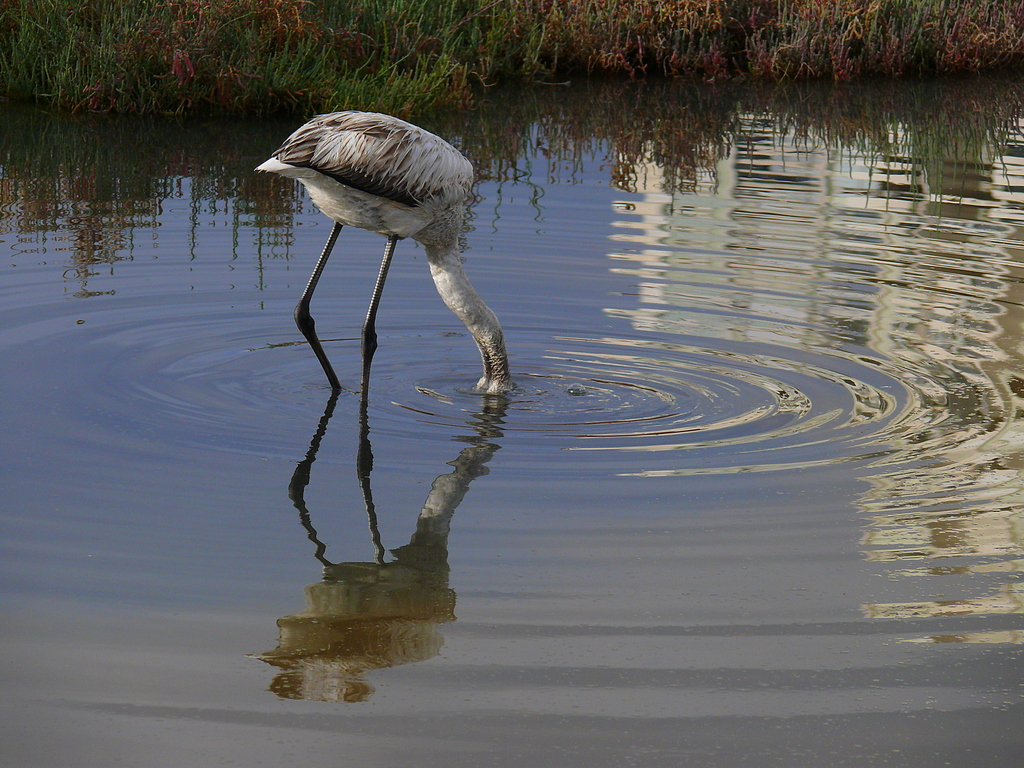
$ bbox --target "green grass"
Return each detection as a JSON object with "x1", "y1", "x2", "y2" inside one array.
[{"x1": 2, "y1": 1, "x2": 1024, "y2": 116}]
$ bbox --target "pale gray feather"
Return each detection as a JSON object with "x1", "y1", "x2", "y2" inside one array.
[{"x1": 270, "y1": 111, "x2": 474, "y2": 209}]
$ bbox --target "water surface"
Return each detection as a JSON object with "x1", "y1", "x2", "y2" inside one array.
[{"x1": 2, "y1": 78, "x2": 1023, "y2": 766}]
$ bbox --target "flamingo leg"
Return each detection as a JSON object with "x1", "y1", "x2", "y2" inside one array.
[
  {"x1": 360, "y1": 235, "x2": 398, "y2": 387},
  {"x1": 356, "y1": 382, "x2": 386, "y2": 565},
  {"x1": 294, "y1": 222, "x2": 343, "y2": 390}
]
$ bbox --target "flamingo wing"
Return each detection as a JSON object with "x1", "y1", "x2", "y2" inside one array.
[{"x1": 270, "y1": 112, "x2": 474, "y2": 209}]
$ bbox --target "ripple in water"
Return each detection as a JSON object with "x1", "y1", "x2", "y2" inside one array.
[
  {"x1": 401, "y1": 333, "x2": 913, "y2": 474},
  {"x1": 12, "y1": 261, "x2": 1011, "y2": 497}
]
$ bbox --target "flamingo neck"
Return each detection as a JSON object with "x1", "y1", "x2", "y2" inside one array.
[{"x1": 422, "y1": 241, "x2": 512, "y2": 394}]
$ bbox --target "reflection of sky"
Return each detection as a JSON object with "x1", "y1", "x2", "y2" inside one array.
[{"x1": 609, "y1": 119, "x2": 1024, "y2": 639}]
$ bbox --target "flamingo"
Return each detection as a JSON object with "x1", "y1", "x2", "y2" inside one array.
[{"x1": 256, "y1": 111, "x2": 512, "y2": 394}]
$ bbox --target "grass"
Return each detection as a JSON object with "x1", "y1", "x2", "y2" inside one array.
[{"x1": 2, "y1": 1, "x2": 1024, "y2": 116}]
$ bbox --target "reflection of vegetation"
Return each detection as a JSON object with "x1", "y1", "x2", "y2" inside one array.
[
  {"x1": 0, "y1": 105, "x2": 302, "y2": 272},
  {"x1": 453, "y1": 76, "x2": 1024, "y2": 196},
  {"x1": 4, "y1": 1, "x2": 1024, "y2": 116},
  {"x1": 2, "y1": 77, "x2": 1023, "y2": 279}
]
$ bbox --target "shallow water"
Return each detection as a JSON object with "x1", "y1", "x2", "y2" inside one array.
[{"x1": 2, "y1": 79, "x2": 1023, "y2": 766}]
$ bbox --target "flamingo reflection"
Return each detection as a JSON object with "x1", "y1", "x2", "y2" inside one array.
[{"x1": 254, "y1": 385, "x2": 506, "y2": 702}]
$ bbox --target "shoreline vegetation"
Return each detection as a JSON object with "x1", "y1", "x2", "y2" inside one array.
[{"x1": 2, "y1": 1, "x2": 1024, "y2": 117}]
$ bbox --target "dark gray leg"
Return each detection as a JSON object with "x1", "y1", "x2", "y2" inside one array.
[
  {"x1": 360, "y1": 235, "x2": 398, "y2": 388},
  {"x1": 294, "y1": 222, "x2": 342, "y2": 390}
]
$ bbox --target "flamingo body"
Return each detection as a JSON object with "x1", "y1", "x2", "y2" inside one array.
[{"x1": 257, "y1": 111, "x2": 511, "y2": 394}]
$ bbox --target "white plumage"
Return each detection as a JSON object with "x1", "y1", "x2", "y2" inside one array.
[{"x1": 257, "y1": 111, "x2": 512, "y2": 394}]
